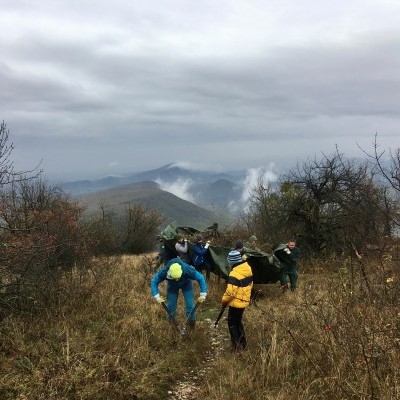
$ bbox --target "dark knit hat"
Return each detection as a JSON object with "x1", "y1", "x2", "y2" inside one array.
[
  {"x1": 235, "y1": 241, "x2": 244, "y2": 249},
  {"x1": 227, "y1": 250, "x2": 242, "y2": 266},
  {"x1": 196, "y1": 234, "x2": 204, "y2": 242}
]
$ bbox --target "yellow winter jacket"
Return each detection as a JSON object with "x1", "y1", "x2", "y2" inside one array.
[{"x1": 222, "y1": 261, "x2": 253, "y2": 308}]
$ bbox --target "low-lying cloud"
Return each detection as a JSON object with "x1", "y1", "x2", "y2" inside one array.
[
  {"x1": 155, "y1": 177, "x2": 195, "y2": 203},
  {"x1": 241, "y1": 165, "x2": 278, "y2": 205}
]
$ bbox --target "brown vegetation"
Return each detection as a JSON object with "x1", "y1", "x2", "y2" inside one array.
[{"x1": 1, "y1": 251, "x2": 399, "y2": 400}]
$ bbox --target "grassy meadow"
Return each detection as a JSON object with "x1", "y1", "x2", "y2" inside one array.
[{"x1": 1, "y1": 254, "x2": 399, "y2": 400}]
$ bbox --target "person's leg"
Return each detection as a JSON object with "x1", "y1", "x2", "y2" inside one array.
[
  {"x1": 227, "y1": 306, "x2": 237, "y2": 349},
  {"x1": 228, "y1": 307, "x2": 245, "y2": 351},
  {"x1": 182, "y1": 288, "x2": 195, "y2": 320},
  {"x1": 288, "y1": 265, "x2": 298, "y2": 290},
  {"x1": 279, "y1": 268, "x2": 288, "y2": 290},
  {"x1": 166, "y1": 289, "x2": 179, "y2": 319},
  {"x1": 204, "y1": 260, "x2": 211, "y2": 280},
  {"x1": 237, "y1": 311, "x2": 247, "y2": 349},
  {"x1": 181, "y1": 281, "x2": 195, "y2": 322}
]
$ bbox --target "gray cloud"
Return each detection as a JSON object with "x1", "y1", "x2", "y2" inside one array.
[{"x1": 2, "y1": 1, "x2": 400, "y2": 180}]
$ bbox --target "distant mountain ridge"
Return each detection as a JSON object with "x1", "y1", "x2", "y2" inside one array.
[
  {"x1": 63, "y1": 163, "x2": 280, "y2": 227},
  {"x1": 127, "y1": 163, "x2": 245, "y2": 183},
  {"x1": 78, "y1": 180, "x2": 233, "y2": 228},
  {"x1": 63, "y1": 163, "x2": 245, "y2": 194},
  {"x1": 63, "y1": 163, "x2": 248, "y2": 214},
  {"x1": 62, "y1": 164, "x2": 253, "y2": 227}
]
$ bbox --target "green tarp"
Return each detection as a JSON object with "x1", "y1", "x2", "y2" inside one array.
[{"x1": 160, "y1": 223, "x2": 285, "y2": 284}]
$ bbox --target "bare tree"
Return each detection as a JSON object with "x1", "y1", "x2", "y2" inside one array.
[
  {"x1": 286, "y1": 150, "x2": 395, "y2": 254},
  {"x1": 121, "y1": 204, "x2": 165, "y2": 254},
  {"x1": 359, "y1": 135, "x2": 400, "y2": 229},
  {"x1": 245, "y1": 149, "x2": 397, "y2": 257},
  {"x1": 0, "y1": 123, "x2": 88, "y2": 315},
  {"x1": 0, "y1": 121, "x2": 41, "y2": 187}
]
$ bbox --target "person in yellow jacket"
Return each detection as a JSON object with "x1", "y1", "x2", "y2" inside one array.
[{"x1": 221, "y1": 249, "x2": 253, "y2": 352}]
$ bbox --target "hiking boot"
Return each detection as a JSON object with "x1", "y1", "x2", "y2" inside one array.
[
  {"x1": 231, "y1": 344, "x2": 247, "y2": 354},
  {"x1": 280, "y1": 285, "x2": 288, "y2": 293},
  {"x1": 187, "y1": 320, "x2": 196, "y2": 330}
]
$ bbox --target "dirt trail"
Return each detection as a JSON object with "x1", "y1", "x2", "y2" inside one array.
[{"x1": 167, "y1": 315, "x2": 229, "y2": 400}]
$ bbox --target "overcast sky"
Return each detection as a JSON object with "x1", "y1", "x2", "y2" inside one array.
[{"x1": 2, "y1": 0, "x2": 400, "y2": 181}]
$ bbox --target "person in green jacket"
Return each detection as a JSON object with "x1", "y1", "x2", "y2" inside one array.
[
  {"x1": 246, "y1": 234, "x2": 260, "y2": 252},
  {"x1": 274, "y1": 239, "x2": 300, "y2": 292}
]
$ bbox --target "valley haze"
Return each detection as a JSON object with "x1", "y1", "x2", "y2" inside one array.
[{"x1": 63, "y1": 163, "x2": 278, "y2": 226}]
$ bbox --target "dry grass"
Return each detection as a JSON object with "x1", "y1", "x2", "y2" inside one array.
[
  {"x1": 1, "y1": 255, "x2": 400, "y2": 399},
  {"x1": 199, "y1": 273, "x2": 400, "y2": 400},
  {"x1": 0, "y1": 255, "x2": 210, "y2": 400}
]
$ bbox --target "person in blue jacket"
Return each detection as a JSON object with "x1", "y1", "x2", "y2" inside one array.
[
  {"x1": 150, "y1": 258, "x2": 208, "y2": 329},
  {"x1": 192, "y1": 234, "x2": 211, "y2": 279}
]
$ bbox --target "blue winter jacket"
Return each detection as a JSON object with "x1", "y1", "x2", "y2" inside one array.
[
  {"x1": 150, "y1": 258, "x2": 208, "y2": 296},
  {"x1": 192, "y1": 243, "x2": 209, "y2": 266}
]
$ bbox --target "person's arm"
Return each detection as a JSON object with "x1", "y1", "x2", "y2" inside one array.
[
  {"x1": 179, "y1": 263, "x2": 208, "y2": 301},
  {"x1": 175, "y1": 242, "x2": 188, "y2": 253},
  {"x1": 150, "y1": 267, "x2": 167, "y2": 297},
  {"x1": 291, "y1": 248, "x2": 300, "y2": 263},
  {"x1": 221, "y1": 280, "x2": 235, "y2": 306},
  {"x1": 192, "y1": 244, "x2": 199, "y2": 254},
  {"x1": 193, "y1": 269, "x2": 208, "y2": 294},
  {"x1": 197, "y1": 245, "x2": 208, "y2": 256},
  {"x1": 184, "y1": 266, "x2": 208, "y2": 300}
]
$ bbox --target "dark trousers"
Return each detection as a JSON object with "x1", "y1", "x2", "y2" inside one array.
[
  {"x1": 227, "y1": 306, "x2": 247, "y2": 351},
  {"x1": 194, "y1": 260, "x2": 211, "y2": 279},
  {"x1": 279, "y1": 265, "x2": 298, "y2": 289}
]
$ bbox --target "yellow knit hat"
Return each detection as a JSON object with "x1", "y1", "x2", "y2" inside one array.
[{"x1": 169, "y1": 263, "x2": 183, "y2": 279}]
